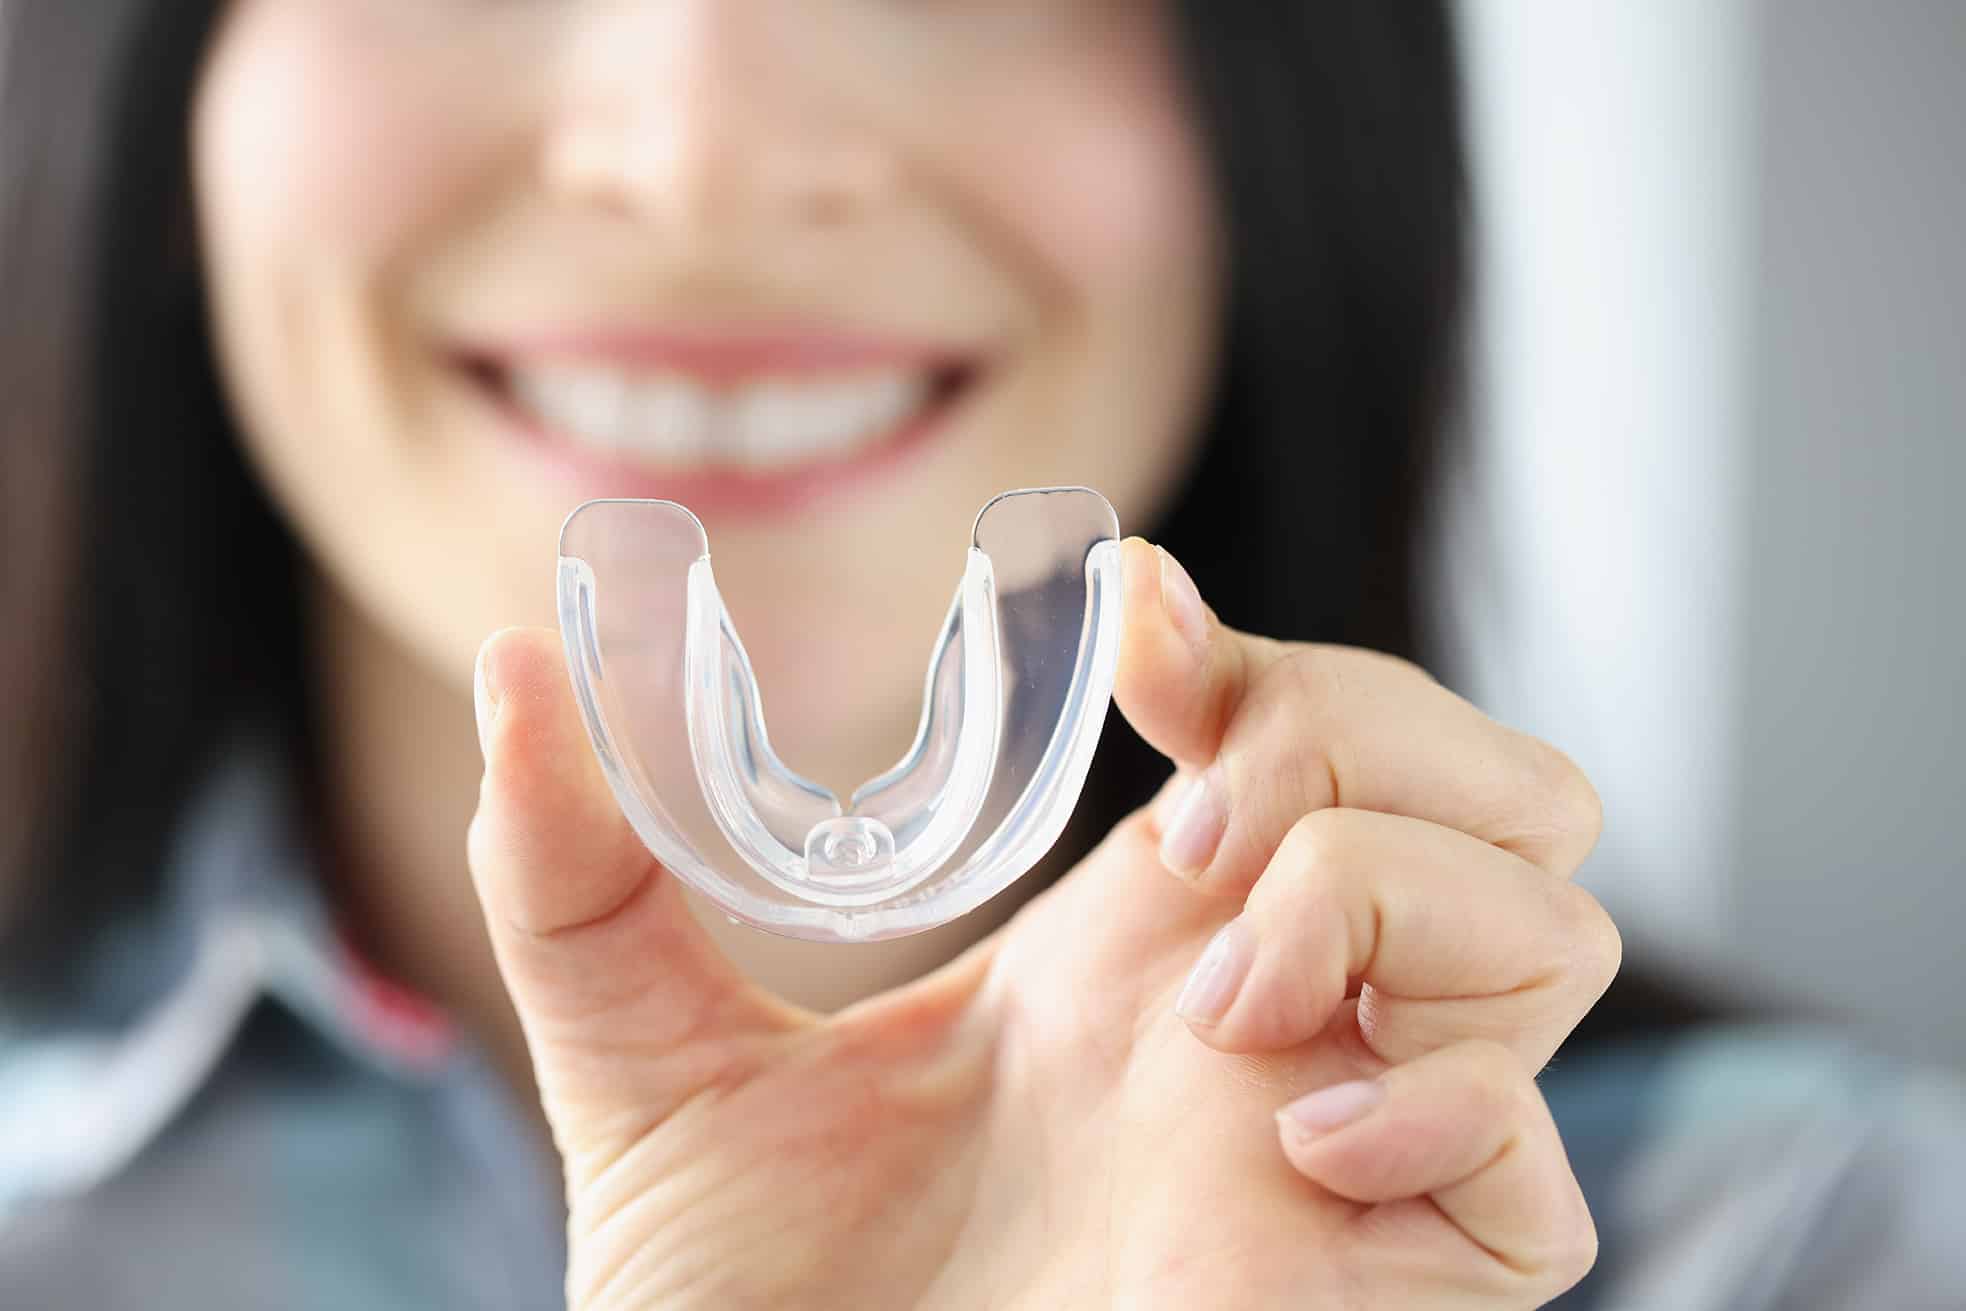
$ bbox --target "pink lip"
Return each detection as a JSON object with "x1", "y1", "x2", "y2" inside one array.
[
  {"x1": 453, "y1": 330, "x2": 979, "y2": 519},
  {"x1": 459, "y1": 326, "x2": 970, "y2": 386}
]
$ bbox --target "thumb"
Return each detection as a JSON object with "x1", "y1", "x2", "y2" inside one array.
[
  {"x1": 466, "y1": 628, "x2": 800, "y2": 1150},
  {"x1": 1112, "y1": 537, "x2": 1272, "y2": 769}
]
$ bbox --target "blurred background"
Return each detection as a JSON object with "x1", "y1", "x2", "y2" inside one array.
[{"x1": 1445, "y1": 0, "x2": 1965, "y2": 1066}]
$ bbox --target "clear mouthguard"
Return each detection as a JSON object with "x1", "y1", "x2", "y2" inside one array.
[{"x1": 557, "y1": 486, "x2": 1124, "y2": 943}]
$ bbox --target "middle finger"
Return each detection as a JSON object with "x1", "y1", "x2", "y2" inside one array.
[{"x1": 1164, "y1": 807, "x2": 1622, "y2": 1069}]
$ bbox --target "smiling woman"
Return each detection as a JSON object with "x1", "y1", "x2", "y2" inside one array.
[
  {"x1": 189, "y1": 0, "x2": 1222, "y2": 804},
  {"x1": 0, "y1": 5, "x2": 1707, "y2": 1310},
  {"x1": 2, "y1": 0, "x2": 1463, "y2": 1009}
]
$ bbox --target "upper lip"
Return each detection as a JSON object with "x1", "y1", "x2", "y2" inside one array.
[{"x1": 454, "y1": 325, "x2": 980, "y2": 387}]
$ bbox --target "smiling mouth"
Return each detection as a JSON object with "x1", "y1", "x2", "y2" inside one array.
[{"x1": 465, "y1": 352, "x2": 978, "y2": 479}]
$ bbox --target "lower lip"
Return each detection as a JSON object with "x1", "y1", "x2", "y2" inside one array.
[{"x1": 466, "y1": 367, "x2": 967, "y2": 519}]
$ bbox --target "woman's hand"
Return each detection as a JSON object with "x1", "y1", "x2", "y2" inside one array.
[{"x1": 468, "y1": 538, "x2": 1618, "y2": 1310}]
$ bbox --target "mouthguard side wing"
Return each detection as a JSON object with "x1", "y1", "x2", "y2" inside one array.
[{"x1": 556, "y1": 486, "x2": 1124, "y2": 942}]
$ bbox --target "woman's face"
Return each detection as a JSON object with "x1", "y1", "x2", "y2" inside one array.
[{"x1": 194, "y1": 0, "x2": 1221, "y2": 788}]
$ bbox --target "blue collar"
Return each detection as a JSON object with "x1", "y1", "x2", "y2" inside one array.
[{"x1": 1, "y1": 736, "x2": 459, "y2": 1216}]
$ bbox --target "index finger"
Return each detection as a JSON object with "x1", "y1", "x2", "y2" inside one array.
[{"x1": 1113, "y1": 538, "x2": 1603, "y2": 887}]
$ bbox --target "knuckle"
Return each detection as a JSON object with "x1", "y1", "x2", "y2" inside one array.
[
  {"x1": 1270, "y1": 644, "x2": 1342, "y2": 707},
  {"x1": 1515, "y1": 1198, "x2": 1600, "y2": 1296},
  {"x1": 1543, "y1": 1197, "x2": 1602, "y2": 1291},
  {"x1": 1535, "y1": 741, "x2": 1605, "y2": 851},
  {"x1": 1498, "y1": 734, "x2": 1605, "y2": 872},
  {"x1": 1271, "y1": 808, "x2": 1359, "y2": 895},
  {"x1": 1441, "y1": 1038, "x2": 1599, "y2": 1294},
  {"x1": 1266, "y1": 654, "x2": 1346, "y2": 770},
  {"x1": 1364, "y1": 648, "x2": 1438, "y2": 687},
  {"x1": 1259, "y1": 645, "x2": 1433, "y2": 815},
  {"x1": 1269, "y1": 643, "x2": 1431, "y2": 722},
  {"x1": 1557, "y1": 885, "x2": 1624, "y2": 995},
  {"x1": 1263, "y1": 654, "x2": 1358, "y2": 789}
]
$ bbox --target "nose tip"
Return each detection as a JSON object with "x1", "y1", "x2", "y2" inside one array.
[{"x1": 547, "y1": 113, "x2": 893, "y2": 233}]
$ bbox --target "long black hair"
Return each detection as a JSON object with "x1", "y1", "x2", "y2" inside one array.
[{"x1": 0, "y1": 1, "x2": 1467, "y2": 1003}]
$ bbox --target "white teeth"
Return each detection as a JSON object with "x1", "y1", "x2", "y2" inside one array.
[
  {"x1": 557, "y1": 372, "x2": 631, "y2": 447},
  {"x1": 507, "y1": 366, "x2": 934, "y2": 469},
  {"x1": 630, "y1": 378, "x2": 712, "y2": 460}
]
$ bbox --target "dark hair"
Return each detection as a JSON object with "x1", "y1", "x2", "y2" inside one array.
[{"x1": 1, "y1": 2, "x2": 1466, "y2": 1000}]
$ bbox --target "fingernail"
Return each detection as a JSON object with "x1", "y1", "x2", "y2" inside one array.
[
  {"x1": 1277, "y1": 1080, "x2": 1385, "y2": 1140},
  {"x1": 1157, "y1": 545, "x2": 1209, "y2": 652},
  {"x1": 1175, "y1": 916, "x2": 1254, "y2": 1026},
  {"x1": 1159, "y1": 763, "x2": 1227, "y2": 878},
  {"x1": 473, "y1": 645, "x2": 502, "y2": 759}
]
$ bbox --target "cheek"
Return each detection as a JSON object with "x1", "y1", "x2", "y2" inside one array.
[
  {"x1": 192, "y1": 1, "x2": 543, "y2": 678},
  {"x1": 194, "y1": 2, "x2": 505, "y2": 288},
  {"x1": 958, "y1": 35, "x2": 1217, "y2": 320},
  {"x1": 937, "y1": 26, "x2": 1222, "y2": 530}
]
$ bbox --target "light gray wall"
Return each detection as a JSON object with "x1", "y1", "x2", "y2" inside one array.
[
  {"x1": 1449, "y1": 0, "x2": 1755, "y2": 964},
  {"x1": 1451, "y1": 0, "x2": 1966, "y2": 1066},
  {"x1": 1732, "y1": 0, "x2": 1966, "y2": 1060}
]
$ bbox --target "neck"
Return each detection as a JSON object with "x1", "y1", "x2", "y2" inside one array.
[{"x1": 307, "y1": 577, "x2": 542, "y2": 1113}]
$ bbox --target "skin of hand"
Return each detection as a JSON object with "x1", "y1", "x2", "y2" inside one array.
[{"x1": 467, "y1": 537, "x2": 1619, "y2": 1310}]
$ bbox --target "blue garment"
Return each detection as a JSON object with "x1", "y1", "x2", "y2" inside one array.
[
  {"x1": 4, "y1": 746, "x2": 1964, "y2": 1308},
  {"x1": 0, "y1": 746, "x2": 565, "y2": 1310}
]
